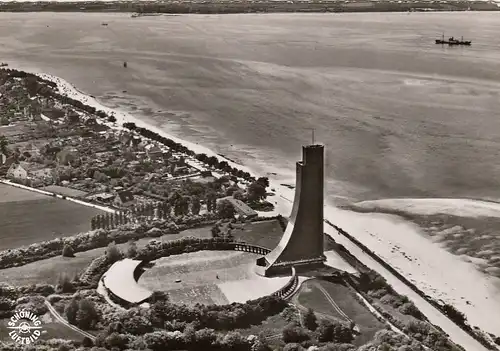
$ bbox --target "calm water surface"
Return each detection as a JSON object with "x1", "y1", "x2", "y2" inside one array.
[{"x1": 1, "y1": 12, "x2": 500, "y2": 203}]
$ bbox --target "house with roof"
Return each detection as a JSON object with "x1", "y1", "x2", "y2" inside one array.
[
  {"x1": 216, "y1": 196, "x2": 258, "y2": 218},
  {"x1": 7, "y1": 162, "x2": 55, "y2": 183},
  {"x1": 6, "y1": 163, "x2": 28, "y2": 180},
  {"x1": 145, "y1": 144, "x2": 163, "y2": 161},
  {"x1": 0, "y1": 152, "x2": 7, "y2": 165},
  {"x1": 114, "y1": 190, "x2": 136, "y2": 208},
  {"x1": 87, "y1": 192, "x2": 116, "y2": 204}
]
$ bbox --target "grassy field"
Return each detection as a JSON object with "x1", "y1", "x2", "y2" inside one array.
[
  {"x1": 0, "y1": 225, "x2": 214, "y2": 286},
  {"x1": 0, "y1": 313, "x2": 84, "y2": 343},
  {"x1": 138, "y1": 250, "x2": 260, "y2": 306},
  {"x1": 0, "y1": 123, "x2": 34, "y2": 137},
  {"x1": 41, "y1": 185, "x2": 89, "y2": 198},
  {"x1": 0, "y1": 183, "x2": 47, "y2": 203},
  {"x1": 235, "y1": 312, "x2": 291, "y2": 347},
  {"x1": 297, "y1": 280, "x2": 348, "y2": 321},
  {"x1": 0, "y1": 184, "x2": 104, "y2": 250},
  {"x1": 159, "y1": 284, "x2": 229, "y2": 306},
  {"x1": 231, "y1": 219, "x2": 283, "y2": 249},
  {"x1": 297, "y1": 279, "x2": 386, "y2": 346}
]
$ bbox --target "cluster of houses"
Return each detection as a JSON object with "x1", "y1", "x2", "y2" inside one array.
[
  {"x1": 0, "y1": 74, "x2": 261, "y2": 218},
  {"x1": 86, "y1": 187, "x2": 137, "y2": 208}
]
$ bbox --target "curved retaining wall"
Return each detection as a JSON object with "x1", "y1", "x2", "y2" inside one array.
[
  {"x1": 101, "y1": 240, "x2": 295, "y2": 307},
  {"x1": 272, "y1": 267, "x2": 298, "y2": 300}
]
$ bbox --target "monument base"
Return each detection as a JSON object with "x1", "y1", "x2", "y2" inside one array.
[{"x1": 255, "y1": 255, "x2": 327, "y2": 277}]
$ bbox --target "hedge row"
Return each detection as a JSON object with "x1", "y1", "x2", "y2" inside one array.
[{"x1": 0, "y1": 214, "x2": 217, "y2": 270}]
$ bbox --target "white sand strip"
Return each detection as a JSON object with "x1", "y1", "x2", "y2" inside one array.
[{"x1": 355, "y1": 197, "x2": 500, "y2": 218}]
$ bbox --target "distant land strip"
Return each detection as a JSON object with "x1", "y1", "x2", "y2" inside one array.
[{"x1": 0, "y1": 0, "x2": 498, "y2": 14}]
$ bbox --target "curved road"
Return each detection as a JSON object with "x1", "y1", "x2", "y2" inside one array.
[{"x1": 44, "y1": 300, "x2": 96, "y2": 342}]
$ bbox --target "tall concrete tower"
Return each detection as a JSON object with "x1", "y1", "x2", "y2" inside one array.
[{"x1": 256, "y1": 144, "x2": 326, "y2": 277}]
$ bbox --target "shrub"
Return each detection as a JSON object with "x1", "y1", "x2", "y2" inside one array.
[
  {"x1": 16, "y1": 295, "x2": 48, "y2": 316},
  {"x1": 61, "y1": 245, "x2": 75, "y2": 258},
  {"x1": 317, "y1": 319, "x2": 353, "y2": 344},
  {"x1": 217, "y1": 199, "x2": 235, "y2": 219},
  {"x1": 126, "y1": 241, "x2": 138, "y2": 259},
  {"x1": 106, "y1": 242, "x2": 122, "y2": 263},
  {"x1": 56, "y1": 274, "x2": 75, "y2": 294},
  {"x1": 76, "y1": 298, "x2": 99, "y2": 330},
  {"x1": 283, "y1": 343, "x2": 305, "y2": 351},
  {"x1": 65, "y1": 298, "x2": 79, "y2": 325},
  {"x1": 399, "y1": 302, "x2": 423, "y2": 319},
  {"x1": 303, "y1": 308, "x2": 317, "y2": 331},
  {"x1": 104, "y1": 332, "x2": 128, "y2": 350},
  {"x1": 282, "y1": 324, "x2": 310, "y2": 343},
  {"x1": 317, "y1": 319, "x2": 335, "y2": 342},
  {"x1": 220, "y1": 331, "x2": 250, "y2": 350},
  {"x1": 57, "y1": 345, "x2": 71, "y2": 351},
  {"x1": 81, "y1": 336, "x2": 93, "y2": 348}
]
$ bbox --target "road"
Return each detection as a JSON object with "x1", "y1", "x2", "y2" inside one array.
[{"x1": 44, "y1": 300, "x2": 96, "y2": 341}]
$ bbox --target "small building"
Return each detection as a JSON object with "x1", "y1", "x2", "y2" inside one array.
[
  {"x1": 114, "y1": 190, "x2": 135, "y2": 207},
  {"x1": 145, "y1": 144, "x2": 163, "y2": 160},
  {"x1": 217, "y1": 196, "x2": 258, "y2": 218},
  {"x1": 6, "y1": 163, "x2": 28, "y2": 180},
  {"x1": 90, "y1": 193, "x2": 116, "y2": 203},
  {"x1": 0, "y1": 152, "x2": 7, "y2": 165}
]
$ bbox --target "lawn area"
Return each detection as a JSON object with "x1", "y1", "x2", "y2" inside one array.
[
  {"x1": 138, "y1": 250, "x2": 260, "y2": 305},
  {"x1": 235, "y1": 312, "x2": 291, "y2": 347},
  {"x1": 297, "y1": 280, "x2": 347, "y2": 321},
  {"x1": 372, "y1": 299, "x2": 418, "y2": 326},
  {"x1": 231, "y1": 219, "x2": 283, "y2": 249},
  {"x1": 41, "y1": 185, "x2": 89, "y2": 198},
  {"x1": 0, "y1": 224, "x2": 214, "y2": 286},
  {"x1": 0, "y1": 183, "x2": 47, "y2": 203},
  {"x1": 0, "y1": 184, "x2": 104, "y2": 250},
  {"x1": 0, "y1": 313, "x2": 84, "y2": 343},
  {"x1": 0, "y1": 123, "x2": 33, "y2": 137},
  {"x1": 161, "y1": 284, "x2": 229, "y2": 306},
  {"x1": 297, "y1": 279, "x2": 386, "y2": 346}
]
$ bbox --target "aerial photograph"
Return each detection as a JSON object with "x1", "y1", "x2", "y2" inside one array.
[{"x1": 0, "y1": 0, "x2": 499, "y2": 350}]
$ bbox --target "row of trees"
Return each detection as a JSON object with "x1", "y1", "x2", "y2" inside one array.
[
  {"x1": 91, "y1": 211, "x2": 131, "y2": 230},
  {"x1": 122, "y1": 122, "x2": 257, "y2": 183},
  {"x1": 90, "y1": 190, "x2": 238, "y2": 230}
]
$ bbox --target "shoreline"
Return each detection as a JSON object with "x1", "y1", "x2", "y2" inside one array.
[
  {"x1": 2, "y1": 65, "x2": 498, "y2": 349},
  {"x1": 0, "y1": 1, "x2": 498, "y2": 13}
]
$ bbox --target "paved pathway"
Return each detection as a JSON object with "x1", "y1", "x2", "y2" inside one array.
[{"x1": 44, "y1": 300, "x2": 96, "y2": 341}]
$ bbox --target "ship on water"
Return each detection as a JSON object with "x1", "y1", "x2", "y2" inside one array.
[{"x1": 435, "y1": 34, "x2": 471, "y2": 46}]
